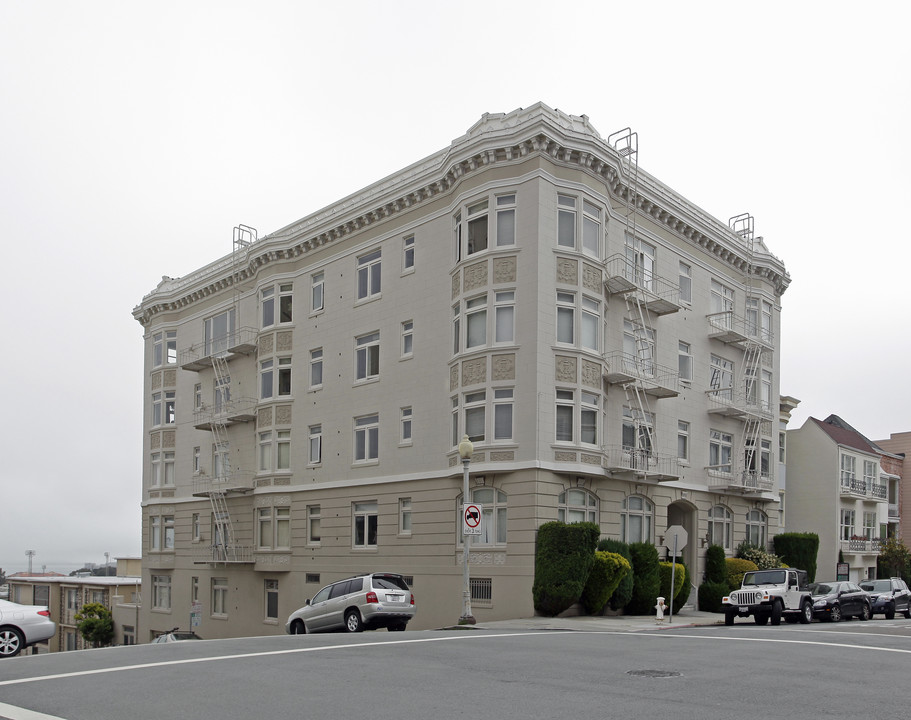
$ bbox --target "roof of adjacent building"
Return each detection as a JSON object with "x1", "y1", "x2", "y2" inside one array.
[{"x1": 811, "y1": 415, "x2": 885, "y2": 456}]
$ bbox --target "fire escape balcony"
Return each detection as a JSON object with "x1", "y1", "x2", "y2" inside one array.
[
  {"x1": 603, "y1": 255, "x2": 681, "y2": 315},
  {"x1": 192, "y1": 470, "x2": 256, "y2": 496},
  {"x1": 602, "y1": 446, "x2": 681, "y2": 481},
  {"x1": 179, "y1": 327, "x2": 259, "y2": 371},
  {"x1": 706, "y1": 389, "x2": 774, "y2": 421},
  {"x1": 193, "y1": 397, "x2": 258, "y2": 430},
  {"x1": 706, "y1": 467, "x2": 774, "y2": 493},
  {"x1": 192, "y1": 543, "x2": 254, "y2": 565},
  {"x1": 706, "y1": 312, "x2": 773, "y2": 349},
  {"x1": 603, "y1": 352, "x2": 679, "y2": 398}
]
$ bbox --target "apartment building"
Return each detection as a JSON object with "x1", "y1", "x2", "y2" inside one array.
[
  {"x1": 874, "y1": 432, "x2": 908, "y2": 541},
  {"x1": 787, "y1": 415, "x2": 899, "y2": 582},
  {"x1": 132, "y1": 103, "x2": 790, "y2": 638}
]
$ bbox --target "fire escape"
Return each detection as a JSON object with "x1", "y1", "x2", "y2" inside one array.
[
  {"x1": 705, "y1": 214, "x2": 774, "y2": 493},
  {"x1": 179, "y1": 225, "x2": 259, "y2": 564},
  {"x1": 602, "y1": 128, "x2": 681, "y2": 482}
]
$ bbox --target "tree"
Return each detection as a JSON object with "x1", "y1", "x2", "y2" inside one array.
[
  {"x1": 74, "y1": 603, "x2": 114, "y2": 648},
  {"x1": 878, "y1": 537, "x2": 911, "y2": 580}
]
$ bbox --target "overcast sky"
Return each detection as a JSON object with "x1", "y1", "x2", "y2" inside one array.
[{"x1": 2, "y1": 1, "x2": 909, "y2": 574}]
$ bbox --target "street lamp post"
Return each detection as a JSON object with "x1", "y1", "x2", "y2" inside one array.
[{"x1": 458, "y1": 435, "x2": 476, "y2": 625}]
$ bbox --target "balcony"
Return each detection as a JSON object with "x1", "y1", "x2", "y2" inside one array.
[
  {"x1": 840, "y1": 537, "x2": 883, "y2": 555},
  {"x1": 839, "y1": 479, "x2": 888, "y2": 502},
  {"x1": 602, "y1": 447, "x2": 680, "y2": 481},
  {"x1": 603, "y1": 255, "x2": 681, "y2": 315},
  {"x1": 193, "y1": 397, "x2": 258, "y2": 430},
  {"x1": 706, "y1": 312, "x2": 773, "y2": 349},
  {"x1": 603, "y1": 352, "x2": 679, "y2": 398},
  {"x1": 179, "y1": 327, "x2": 259, "y2": 371},
  {"x1": 192, "y1": 471, "x2": 255, "y2": 496},
  {"x1": 192, "y1": 544, "x2": 254, "y2": 565},
  {"x1": 707, "y1": 469, "x2": 774, "y2": 494},
  {"x1": 706, "y1": 389, "x2": 774, "y2": 421}
]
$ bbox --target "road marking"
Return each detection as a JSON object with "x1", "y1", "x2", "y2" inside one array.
[
  {"x1": 0, "y1": 701, "x2": 66, "y2": 720},
  {"x1": 632, "y1": 630, "x2": 911, "y2": 654}
]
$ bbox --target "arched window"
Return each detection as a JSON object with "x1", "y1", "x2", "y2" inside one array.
[
  {"x1": 621, "y1": 495, "x2": 653, "y2": 544},
  {"x1": 708, "y1": 505, "x2": 733, "y2": 550},
  {"x1": 459, "y1": 487, "x2": 507, "y2": 546},
  {"x1": 746, "y1": 509, "x2": 768, "y2": 548},
  {"x1": 558, "y1": 488, "x2": 598, "y2": 524}
]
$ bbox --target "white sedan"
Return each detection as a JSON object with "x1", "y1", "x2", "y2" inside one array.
[{"x1": 0, "y1": 599, "x2": 56, "y2": 658}]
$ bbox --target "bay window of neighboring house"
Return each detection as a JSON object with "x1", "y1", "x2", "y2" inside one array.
[
  {"x1": 356, "y1": 250, "x2": 382, "y2": 301},
  {"x1": 356, "y1": 332, "x2": 380, "y2": 381}
]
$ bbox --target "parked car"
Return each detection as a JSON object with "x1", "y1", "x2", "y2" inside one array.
[
  {"x1": 286, "y1": 573, "x2": 415, "y2": 634},
  {"x1": 859, "y1": 577, "x2": 911, "y2": 619},
  {"x1": 809, "y1": 581, "x2": 871, "y2": 622},
  {"x1": 152, "y1": 629, "x2": 202, "y2": 643},
  {"x1": 0, "y1": 599, "x2": 56, "y2": 658}
]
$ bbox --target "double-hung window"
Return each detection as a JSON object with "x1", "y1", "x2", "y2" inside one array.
[
  {"x1": 357, "y1": 250, "x2": 381, "y2": 300},
  {"x1": 309, "y1": 424, "x2": 322, "y2": 464},
  {"x1": 581, "y1": 199, "x2": 601, "y2": 257},
  {"x1": 710, "y1": 280, "x2": 735, "y2": 330},
  {"x1": 152, "y1": 575, "x2": 171, "y2": 610},
  {"x1": 465, "y1": 488, "x2": 507, "y2": 546},
  {"x1": 308, "y1": 505, "x2": 321, "y2": 544},
  {"x1": 464, "y1": 391, "x2": 486, "y2": 443},
  {"x1": 153, "y1": 331, "x2": 177, "y2": 367},
  {"x1": 581, "y1": 296, "x2": 600, "y2": 352},
  {"x1": 559, "y1": 489, "x2": 598, "y2": 523},
  {"x1": 580, "y1": 391, "x2": 599, "y2": 445},
  {"x1": 677, "y1": 421, "x2": 690, "y2": 461},
  {"x1": 261, "y1": 283, "x2": 293, "y2": 328},
  {"x1": 746, "y1": 510, "x2": 768, "y2": 547},
  {"x1": 621, "y1": 496, "x2": 653, "y2": 544},
  {"x1": 401, "y1": 321, "x2": 413, "y2": 358},
  {"x1": 556, "y1": 292, "x2": 575, "y2": 344},
  {"x1": 355, "y1": 332, "x2": 380, "y2": 381},
  {"x1": 557, "y1": 195, "x2": 576, "y2": 247},
  {"x1": 678, "y1": 262, "x2": 692, "y2": 304},
  {"x1": 467, "y1": 200, "x2": 489, "y2": 255},
  {"x1": 311, "y1": 272, "x2": 324, "y2": 313},
  {"x1": 709, "y1": 430, "x2": 733, "y2": 473},
  {"x1": 625, "y1": 236, "x2": 656, "y2": 291},
  {"x1": 401, "y1": 407, "x2": 413, "y2": 444},
  {"x1": 403, "y1": 236, "x2": 414, "y2": 271},
  {"x1": 205, "y1": 309, "x2": 235, "y2": 356},
  {"x1": 622, "y1": 406, "x2": 653, "y2": 455},
  {"x1": 494, "y1": 291, "x2": 515, "y2": 344},
  {"x1": 678, "y1": 341, "x2": 693, "y2": 383},
  {"x1": 310, "y1": 348, "x2": 323, "y2": 389},
  {"x1": 465, "y1": 296, "x2": 487, "y2": 349},
  {"x1": 840, "y1": 508, "x2": 855, "y2": 541},
  {"x1": 496, "y1": 194, "x2": 516, "y2": 246},
  {"x1": 708, "y1": 505, "x2": 733, "y2": 549},
  {"x1": 259, "y1": 357, "x2": 293, "y2": 398},
  {"x1": 710, "y1": 355, "x2": 734, "y2": 400},
  {"x1": 354, "y1": 414, "x2": 379, "y2": 462},
  {"x1": 399, "y1": 498, "x2": 412, "y2": 535},
  {"x1": 840, "y1": 454, "x2": 856, "y2": 489},
  {"x1": 555, "y1": 389, "x2": 574, "y2": 442},
  {"x1": 212, "y1": 577, "x2": 228, "y2": 616},
  {"x1": 493, "y1": 389, "x2": 513, "y2": 441},
  {"x1": 162, "y1": 516, "x2": 174, "y2": 550}
]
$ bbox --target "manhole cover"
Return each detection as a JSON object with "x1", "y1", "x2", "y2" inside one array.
[{"x1": 627, "y1": 669, "x2": 681, "y2": 678}]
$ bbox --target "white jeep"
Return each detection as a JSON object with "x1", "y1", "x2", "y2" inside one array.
[{"x1": 722, "y1": 568, "x2": 814, "y2": 626}]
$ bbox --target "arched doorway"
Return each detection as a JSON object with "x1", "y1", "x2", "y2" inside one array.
[{"x1": 666, "y1": 500, "x2": 698, "y2": 606}]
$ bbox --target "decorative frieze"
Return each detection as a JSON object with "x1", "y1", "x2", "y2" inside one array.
[
  {"x1": 451, "y1": 273, "x2": 460, "y2": 299},
  {"x1": 151, "y1": 373, "x2": 162, "y2": 391},
  {"x1": 450, "y1": 365, "x2": 459, "y2": 391},
  {"x1": 556, "y1": 257, "x2": 578, "y2": 285},
  {"x1": 581, "y1": 359, "x2": 602, "y2": 389},
  {"x1": 276, "y1": 331, "x2": 293, "y2": 353},
  {"x1": 464, "y1": 261, "x2": 488, "y2": 291},
  {"x1": 259, "y1": 334, "x2": 274, "y2": 355},
  {"x1": 493, "y1": 257, "x2": 516, "y2": 284},
  {"x1": 258, "y1": 407, "x2": 273, "y2": 427},
  {"x1": 555, "y1": 451, "x2": 577, "y2": 462},
  {"x1": 489, "y1": 451, "x2": 515, "y2": 462},
  {"x1": 275, "y1": 405, "x2": 293, "y2": 425},
  {"x1": 582, "y1": 264, "x2": 602, "y2": 293},
  {"x1": 462, "y1": 357, "x2": 487, "y2": 386},
  {"x1": 492, "y1": 354, "x2": 515, "y2": 381},
  {"x1": 162, "y1": 430, "x2": 176, "y2": 448},
  {"x1": 555, "y1": 355, "x2": 577, "y2": 383},
  {"x1": 581, "y1": 453, "x2": 601, "y2": 465},
  {"x1": 150, "y1": 433, "x2": 161, "y2": 450}
]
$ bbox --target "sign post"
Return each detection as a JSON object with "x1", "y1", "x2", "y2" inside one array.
[{"x1": 664, "y1": 525, "x2": 688, "y2": 622}]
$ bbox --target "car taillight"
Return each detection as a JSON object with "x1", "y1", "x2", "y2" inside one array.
[
  {"x1": 410, "y1": 594, "x2": 415, "y2": 606},
  {"x1": 366, "y1": 592, "x2": 378, "y2": 603},
  {"x1": 38, "y1": 610, "x2": 50, "y2": 617}
]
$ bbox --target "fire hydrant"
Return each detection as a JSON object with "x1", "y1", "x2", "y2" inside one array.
[{"x1": 655, "y1": 596, "x2": 666, "y2": 620}]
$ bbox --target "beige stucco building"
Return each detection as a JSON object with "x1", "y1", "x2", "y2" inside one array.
[
  {"x1": 786, "y1": 415, "x2": 899, "y2": 582},
  {"x1": 132, "y1": 103, "x2": 790, "y2": 640}
]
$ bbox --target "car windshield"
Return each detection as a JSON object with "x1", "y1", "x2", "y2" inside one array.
[
  {"x1": 810, "y1": 583, "x2": 834, "y2": 595},
  {"x1": 860, "y1": 580, "x2": 890, "y2": 593},
  {"x1": 372, "y1": 575, "x2": 409, "y2": 591},
  {"x1": 743, "y1": 570, "x2": 786, "y2": 586}
]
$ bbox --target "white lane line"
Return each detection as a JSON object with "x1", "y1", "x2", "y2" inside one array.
[
  {"x1": 632, "y1": 630, "x2": 911, "y2": 654},
  {"x1": 0, "y1": 701, "x2": 67, "y2": 720}
]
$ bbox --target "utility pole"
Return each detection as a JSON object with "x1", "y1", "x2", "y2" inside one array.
[{"x1": 25, "y1": 550, "x2": 35, "y2": 575}]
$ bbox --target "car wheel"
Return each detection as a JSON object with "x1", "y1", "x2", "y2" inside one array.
[
  {"x1": 830, "y1": 604, "x2": 842, "y2": 622},
  {"x1": 885, "y1": 602, "x2": 895, "y2": 620},
  {"x1": 754, "y1": 612, "x2": 768, "y2": 626},
  {"x1": 724, "y1": 608, "x2": 736, "y2": 626},
  {"x1": 771, "y1": 600, "x2": 783, "y2": 626},
  {"x1": 344, "y1": 610, "x2": 363, "y2": 633},
  {"x1": 799, "y1": 600, "x2": 813, "y2": 624},
  {"x1": 0, "y1": 628, "x2": 24, "y2": 658},
  {"x1": 290, "y1": 619, "x2": 306, "y2": 635},
  {"x1": 859, "y1": 603, "x2": 870, "y2": 621}
]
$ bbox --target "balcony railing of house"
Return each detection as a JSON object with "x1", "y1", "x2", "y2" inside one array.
[
  {"x1": 841, "y1": 537, "x2": 884, "y2": 554},
  {"x1": 705, "y1": 389, "x2": 774, "y2": 421},
  {"x1": 602, "y1": 351, "x2": 679, "y2": 398},
  {"x1": 193, "y1": 397, "x2": 258, "y2": 430},
  {"x1": 192, "y1": 544, "x2": 254, "y2": 564},
  {"x1": 192, "y1": 471, "x2": 256, "y2": 496},
  {"x1": 871, "y1": 483, "x2": 887, "y2": 500},
  {"x1": 602, "y1": 446, "x2": 680, "y2": 481},
  {"x1": 840, "y1": 478, "x2": 887, "y2": 501},
  {"x1": 706, "y1": 311, "x2": 774, "y2": 348},
  {"x1": 603, "y1": 255, "x2": 682, "y2": 315},
  {"x1": 179, "y1": 327, "x2": 259, "y2": 371},
  {"x1": 706, "y1": 466, "x2": 774, "y2": 493}
]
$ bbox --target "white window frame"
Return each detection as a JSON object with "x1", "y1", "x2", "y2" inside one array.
[
  {"x1": 558, "y1": 488, "x2": 598, "y2": 524},
  {"x1": 555, "y1": 389, "x2": 574, "y2": 443},
  {"x1": 678, "y1": 262, "x2": 692, "y2": 304},
  {"x1": 746, "y1": 509, "x2": 768, "y2": 548},
  {"x1": 494, "y1": 291, "x2": 515, "y2": 344},
  {"x1": 309, "y1": 424, "x2": 322, "y2": 465},
  {"x1": 310, "y1": 348, "x2": 323, "y2": 390},
  {"x1": 355, "y1": 331, "x2": 380, "y2": 382},
  {"x1": 153, "y1": 330, "x2": 177, "y2": 367},
  {"x1": 265, "y1": 579, "x2": 279, "y2": 621},
  {"x1": 204, "y1": 308, "x2": 236, "y2": 357},
  {"x1": 353, "y1": 501, "x2": 378, "y2": 548},
  {"x1": 466, "y1": 200, "x2": 489, "y2": 255},
  {"x1": 403, "y1": 235, "x2": 415, "y2": 271},
  {"x1": 841, "y1": 454, "x2": 856, "y2": 488},
  {"x1": 709, "y1": 505, "x2": 733, "y2": 550},
  {"x1": 460, "y1": 487, "x2": 507, "y2": 546},
  {"x1": 840, "y1": 508, "x2": 855, "y2": 541},
  {"x1": 399, "y1": 498, "x2": 412, "y2": 536},
  {"x1": 308, "y1": 505, "x2": 321, "y2": 545},
  {"x1": 493, "y1": 389, "x2": 513, "y2": 441},
  {"x1": 464, "y1": 391, "x2": 486, "y2": 443},
  {"x1": 710, "y1": 355, "x2": 734, "y2": 399},
  {"x1": 557, "y1": 195, "x2": 576, "y2": 248},
  {"x1": 677, "y1": 420, "x2": 690, "y2": 461},
  {"x1": 151, "y1": 575, "x2": 171, "y2": 610},
  {"x1": 581, "y1": 199, "x2": 601, "y2": 258},
  {"x1": 556, "y1": 292, "x2": 575, "y2": 345},
  {"x1": 400, "y1": 407, "x2": 412, "y2": 445},
  {"x1": 709, "y1": 429, "x2": 733, "y2": 474},
  {"x1": 356, "y1": 250, "x2": 382, "y2": 301},
  {"x1": 581, "y1": 295, "x2": 600, "y2": 352},
  {"x1": 496, "y1": 194, "x2": 516, "y2": 247},
  {"x1": 354, "y1": 414, "x2": 379, "y2": 463},
  {"x1": 401, "y1": 320, "x2": 413, "y2": 358},
  {"x1": 465, "y1": 295, "x2": 487, "y2": 349},
  {"x1": 580, "y1": 391, "x2": 599, "y2": 446},
  {"x1": 678, "y1": 341, "x2": 693, "y2": 384},
  {"x1": 211, "y1": 577, "x2": 228, "y2": 617},
  {"x1": 621, "y1": 495, "x2": 653, "y2": 544},
  {"x1": 311, "y1": 272, "x2": 324, "y2": 313}
]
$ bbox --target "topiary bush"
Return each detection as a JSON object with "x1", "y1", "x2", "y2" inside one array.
[
  {"x1": 725, "y1": 557, "x2": 758, "y2": 591},
  {"x1": 581, "y1": 551, "x2": 631, "y2": 614},
  {"x1": 626, "y1": 542, "x2": 661, "y2": 615},
  {"x1": 533, "y1": 521, "x2": 600, "y2": 616},
  {"x1": 698, "y1": 581, "x2": 729, "y2": 613},
  {"x1": 705, "y1": 544, "x2": 727, "y2": 583},
  {"x1": 774, "y1": 532, "x2": 819, "y2": 581},
  {"x1": 598, "y1": 538, "x2": 634, "y2": 611},
  {"x1": 672, "y1": 560, "x2": 691, "y2": 609},
  {"x1": 659, "y1": 562, "x2": 685, "y2": 604}
]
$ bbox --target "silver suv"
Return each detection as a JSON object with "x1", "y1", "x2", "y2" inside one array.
[{"x1": 286, "y1": 573, "x2": 415, "y2": 634}]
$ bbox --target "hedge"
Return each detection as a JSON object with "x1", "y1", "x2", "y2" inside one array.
[
  {"x1": 598, "y1": 538, "x2": 634, "y2": 611},
  {"x1": 626, "y1": 542, "x2": 661, "y2": 615},
  {"x1": 773, "y1": 533, "x2": 819, "y2": 581},
  {"x1": 581, "y1": 551, "x2": 631, "y2": 614},
  {"x1": 705, "y1": 544, "x2": 727, "y2": 583},
  {"x1": 532, "y1": 521, "x2": 600, "y2": 616},
  {"x1": 725, "y1": 557, "x2": 758, "y2": 591},
  {"x1": 658, "y1": 562, "x2": 685, "y2": 604}
]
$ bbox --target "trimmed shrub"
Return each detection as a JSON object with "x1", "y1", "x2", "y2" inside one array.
[
  {"x1": 626, "y1": 542, "x2": 661, "y2": 615},
  {"x1": 737, "y1": 544, "x2": 783, "y2": 570},
  {"x1": 598, "y1": 539, "x2": 634, "y2": 611},
  {"x1": 698, "y1": 581, "x2": 729, "y2": 613},
  {"x1": 705, "y1": 544, "x2": 727, "y2": 583},
  {"x1": 672, "y1": 560, "x2": 691, "y2": 609},
  {"x1": 774, "y1": 533, "x2": 819, "y2": 581},
  {"x1": 581, "y1": 551, "x2": 632, "y2": 614},
  {"x1": 658, "y1": 562, "x2": 685, "y2": 603},
  {"x1": 533, "y1": 521, "x2": 600, "y2": 616},
  {"x1": 725, "y1": 557, "x2": 758, "y2": 591}
]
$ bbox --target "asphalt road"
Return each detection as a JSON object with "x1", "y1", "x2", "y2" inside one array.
[{"x1": 2, "y1": 621, "x2": 910, "y2": 719}]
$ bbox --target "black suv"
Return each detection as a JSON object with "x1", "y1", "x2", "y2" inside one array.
[{"x1": 859, "y1": 577, "x2": 911, "y2": 619}]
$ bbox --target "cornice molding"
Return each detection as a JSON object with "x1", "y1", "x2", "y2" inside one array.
[{"x1": 133, "y1": 103, "x2": 789, "y2": 326}]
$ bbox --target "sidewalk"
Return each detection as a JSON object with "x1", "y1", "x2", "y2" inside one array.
[{"x1": 446, "y1": 608, "x2": 721, "y2": 633}]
